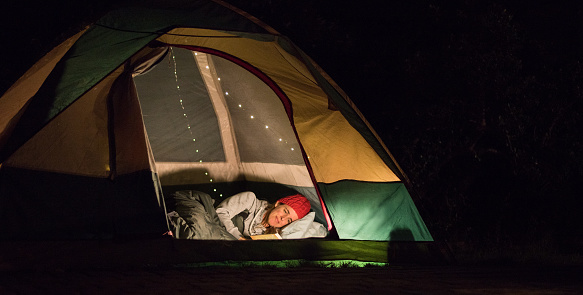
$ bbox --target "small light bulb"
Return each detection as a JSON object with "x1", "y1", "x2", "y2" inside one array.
[{"x1": 250, "y1": 115, "x2": 254, "y2": 119}]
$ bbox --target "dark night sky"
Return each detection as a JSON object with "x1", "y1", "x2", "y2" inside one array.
[{"x1": 1, "y1": 0, "x2": 582, "y2": 261}]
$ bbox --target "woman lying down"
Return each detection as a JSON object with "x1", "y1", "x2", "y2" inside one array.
[{"x1": 166, "y1": 190, "x2": 327, "y2": 240}]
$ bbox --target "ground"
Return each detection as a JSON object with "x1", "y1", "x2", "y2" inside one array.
[{"x1": 1, "y1": 264, "x2": 581, "y2": 294}]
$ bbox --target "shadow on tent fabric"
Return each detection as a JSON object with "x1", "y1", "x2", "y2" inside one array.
[{"x1": 389, "y1": 227, "x2": 415, "y2": 241}]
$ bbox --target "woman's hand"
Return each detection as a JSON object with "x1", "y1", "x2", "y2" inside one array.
[{"x1": 238, "y1": 237, "x2": 249, "y2": 240}]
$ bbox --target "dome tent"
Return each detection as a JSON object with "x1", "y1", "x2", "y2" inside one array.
[{"x1": 0, "y1": 0, "x2": 432, "y2": 263}]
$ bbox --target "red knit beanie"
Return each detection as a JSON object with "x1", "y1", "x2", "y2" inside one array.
[{"x1": 277, "y1": 194, "x2": 311, "y2": 219}]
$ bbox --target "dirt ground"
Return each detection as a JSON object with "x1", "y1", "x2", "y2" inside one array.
[{"x1": 1, "y1": 264, "x2": 581, "y2": 294}]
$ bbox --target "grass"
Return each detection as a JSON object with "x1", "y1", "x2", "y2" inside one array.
[{"x1": 173, "y1": 259, "x2": 388, "y2": 269}]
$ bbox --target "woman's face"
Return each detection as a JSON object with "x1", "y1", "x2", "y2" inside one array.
[{"x1": 267, "y1": 202, "x2": 299, "y2": 228}]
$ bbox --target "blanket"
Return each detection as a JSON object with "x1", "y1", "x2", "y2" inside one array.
[{"x1": 167, "y1": 190, "x2": 236, "y2": 240}]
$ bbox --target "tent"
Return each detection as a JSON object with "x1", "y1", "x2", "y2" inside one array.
[{"x1": 0, "y1": 0, "x2": 433, "y2": 265}]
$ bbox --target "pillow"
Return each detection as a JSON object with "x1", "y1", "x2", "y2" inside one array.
[{"x1": 280, "y1": 212, "x2": 328, "y2": 239}]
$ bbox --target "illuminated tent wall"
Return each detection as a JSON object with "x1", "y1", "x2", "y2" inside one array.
[{"x1": 0, "y1": 0, "x2": 432, "y2": 242}]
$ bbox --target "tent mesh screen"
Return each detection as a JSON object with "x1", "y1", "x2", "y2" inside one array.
[
  {"x1": 134, "y1": 47, "x2": 304, "y2": 166},
  {"x1": 134, "y1": 48, "x2": 225, "y2": 162}
]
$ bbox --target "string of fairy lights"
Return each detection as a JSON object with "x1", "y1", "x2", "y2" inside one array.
[
  {"x1": 171, "y1": 48, "x2": 198, "y2": 157},
  {"x1": 169, "y1": 47, "x2": 300, "y2": 197}
]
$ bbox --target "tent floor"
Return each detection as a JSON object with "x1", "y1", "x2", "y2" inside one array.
[{"x1": 0, "y1": 238, "x2": 450, "y2": 271}]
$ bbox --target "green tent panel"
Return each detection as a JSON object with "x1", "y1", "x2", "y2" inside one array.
[{"x1": 319, "y1": 181, "x2": 432, "y2": 241}]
